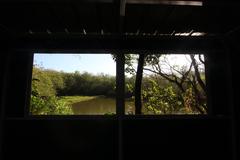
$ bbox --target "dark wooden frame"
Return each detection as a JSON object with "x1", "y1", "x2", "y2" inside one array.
[{"x1": 1, "y1": 34, "x2": 236, "y2": 160}]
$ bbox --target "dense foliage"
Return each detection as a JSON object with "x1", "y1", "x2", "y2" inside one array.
[
  {"x1": 124, "y1": 54, "x2": 207, "y2": 114},
  {"x1": 142, "y1": 79, "x2": 183, "y2": 114},
  {"x1": 59, "y1": 71, "x2": 116, "y2": 97},
  {"x1": 30, "y1": 66, "x2": 117, "y2": 115},
  {"x1": 30, "y1": 67, "x2": 73, "y2": 115}
]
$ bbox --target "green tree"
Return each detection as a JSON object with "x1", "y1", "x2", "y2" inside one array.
[
  {"x1": 142, "y1": 79, "x2": 183, "y2": 114},
  {"x1": 30, "y1": 66, "x2": 73, "y2": 115},
  {"x1": 121, "y1": 54, "x2": 207, "y2": 114},
  {"x1": 32, "y1": 66, "x2": 55, "y2": 97},
  {"x1": 143, "y1": 54, "x2": 207, "y2": 114}
]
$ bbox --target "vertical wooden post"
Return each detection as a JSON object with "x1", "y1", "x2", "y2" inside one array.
[
  {"x1": 116, "y1": 53, "x2": 125, "y2": 115},
  {"x1": 223, "y1": 39, "x2": 238, "y2": 160},
  {"x1": 24, "y1": 53, "x2": 34, "y2": 117},
  {"x1": 116, "y1": 53, "x2": 125, "y2": 160},
  {"x1": 0, "y1": 53, "x2": 10, "y2": 160},
  {"x1": 4, "y1": 52, "x2": 31, "y2": 117},
  {"x1": 204, "y1": 53, "x2": 212, "y2": 115}
]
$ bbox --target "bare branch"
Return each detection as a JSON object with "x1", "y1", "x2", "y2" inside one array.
[
  {"x1": 189, "y1": 75, "x2": 207, "y2": 113},
  {"x1": 190, "y1": 54, "x2": 206, "y2": 93},
  {"x1": 180, "y1": 62, "x2": 193, "y2": 84},
  {"x1": 143, "y1": 68, "x2": 175, "y2": 83},
  {"x1": 198, "y1": 54, "x2": 205, "y2": 64},
  {"x1": 143, "y1": 67, "x2": 185, "y2": 92}
]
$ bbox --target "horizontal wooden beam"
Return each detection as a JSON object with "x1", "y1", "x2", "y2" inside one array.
[
  {"x1": 6, "y1": 34, "x2": 224, "y2": 52},
  {"x1": 0, "y1": 0, "x2": 114, "y2": 4},
  {"x1": 127, "y1": 0, "x2": 203, "y2": 6},
  {"x1": 0, "y1": 0, "x2": 239, "y2": 6}
]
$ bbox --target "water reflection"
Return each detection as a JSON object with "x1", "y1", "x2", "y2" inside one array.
[{"x1": 72, "y1": 97, "x2": 116, "y2": 115}]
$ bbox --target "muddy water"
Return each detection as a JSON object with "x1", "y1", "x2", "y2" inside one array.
[{"x1": 71, "y1": 97, "x2": 136, "y2": 115}]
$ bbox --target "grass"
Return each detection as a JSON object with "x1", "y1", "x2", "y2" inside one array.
[{"x1": 59, "y1": 96, "x2": 99, "y2": 105}]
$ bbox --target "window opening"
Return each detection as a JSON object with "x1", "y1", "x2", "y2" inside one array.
[
  {"x1": 125, "y1": 54, "x2": 207, "y2": 115},
  {"x1": 30, "y1": 53, "x2": 116, "y2": 115}
]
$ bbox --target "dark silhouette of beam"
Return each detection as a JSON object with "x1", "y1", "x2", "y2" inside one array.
[{"x1": 9, "y1": 34, "x2": 223, "y2": 52}]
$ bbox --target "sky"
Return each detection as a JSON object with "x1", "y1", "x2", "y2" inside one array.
[
  {"x1": 34, "y1": 53, "x2": 116, "y2": 76},
  {"x1": 34, "y1": 53, "x2": 204, "y2": 76}
]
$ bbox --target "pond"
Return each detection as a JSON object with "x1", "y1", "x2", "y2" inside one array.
[{"x1": 71, "y1": 96, "x2": 135, "y2": 115}]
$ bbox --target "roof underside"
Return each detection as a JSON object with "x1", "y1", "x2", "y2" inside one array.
[{"x1": 0, "y1": 0, "x2": 240, "y2": 38}]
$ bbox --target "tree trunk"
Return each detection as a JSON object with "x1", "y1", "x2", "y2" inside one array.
[{"x1": 135, "y1": 54, "x2": 145, "y2": 114}]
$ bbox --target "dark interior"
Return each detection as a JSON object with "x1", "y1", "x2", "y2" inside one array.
[{"x1": 0, "y1": 0, "x2": 239, "y2": 160}]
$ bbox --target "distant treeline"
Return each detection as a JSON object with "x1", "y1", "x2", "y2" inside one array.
[
  {"x1": 32, "y1": 66, "x2": 185, "y2": 98},
  {"x1": 32, "y1": 66, "x2": 116, "y2": 97}
]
